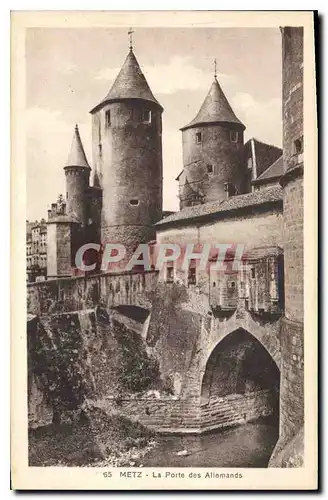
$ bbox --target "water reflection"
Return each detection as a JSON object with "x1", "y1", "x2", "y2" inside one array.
[{"x1": 142, "y1": 421, "x2": 278, "y2": 468}]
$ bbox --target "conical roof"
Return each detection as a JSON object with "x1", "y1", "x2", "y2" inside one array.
[
  {"x1": 181, "y1": 77, "x2": 245, "y2": 131},
  {"x1": 91, "y1": 49, "x2": 162, "y2": 113},
  {"x1": 65, "y1": 125, "x2": 90, "y2": 169}
]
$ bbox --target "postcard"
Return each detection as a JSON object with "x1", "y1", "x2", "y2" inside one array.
[{"x1": 11, "y1": 10, "x2": 318, "y2": 490}]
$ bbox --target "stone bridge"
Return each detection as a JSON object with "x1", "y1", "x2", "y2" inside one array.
[
  {"x1": 27, "y1": 270, "x2": 158, "y2": 316},
  {"x1": 138, "y1": 283, "x2": 282, "y2": 433},
  {"x1": 27, "y1": 271, "x2": 283, "y2": 439}
]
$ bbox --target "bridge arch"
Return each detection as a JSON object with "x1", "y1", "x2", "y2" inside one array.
[
  {"x1": 200, "y1": 328, "x2": 280, "y2": 428},
  {"x1": 202, "y1": 311, "x2": 281, "y2": 372}
]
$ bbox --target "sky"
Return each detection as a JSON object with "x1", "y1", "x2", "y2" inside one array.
[{"x1": 26, "y1": 27, "x2": 282, "y2": 221}]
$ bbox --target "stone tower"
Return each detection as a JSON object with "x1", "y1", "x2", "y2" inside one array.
[
  {"x1": 64, "y1": 124, "x2": 91, "y2": 227},
  {"x1": 179, "y1": 75, "x2": 246, "y2": 208},
  {"x1": 270, "y1": 27, "x2": 304, "y2": 466},
  {"x1": 47, "y1": 126, "x2": 91, "y2": 279},
  {"x1": 90, "y1": 47, "x2": 163, "y2": 256}
]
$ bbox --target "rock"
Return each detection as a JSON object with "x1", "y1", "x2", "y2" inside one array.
[
  {"x1": 146, "y1": 390, "x2": 161, "y2": 399},
  {"x1": 176, "y1": 449, "x2": 188, "y2": 456}
]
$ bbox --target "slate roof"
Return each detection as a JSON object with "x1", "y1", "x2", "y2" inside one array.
[
  {"x1": 65, "y1": 125, "x2": 90, "y2": 170},
  {"x1": 181, "y1": 77, "x2": 245, "y2": 131},
  {"x1": 90, "y1": 49, "x2": 162, "y2": 113},
  {"x1": 245, "y1": 245, "x2": 283, "y2": 260},
  {"x1": 244, "y1": 138, "x2": 282, "y2": 180},
  {"x1": 253, "y1": 155, "x2": 284, "y2": 184},
  {"x1": 162, "y1": 210, "x2": 176, "y2": 218},
  {"x1": 156, "y1": 186, "x2": 283, "y2": 226}
]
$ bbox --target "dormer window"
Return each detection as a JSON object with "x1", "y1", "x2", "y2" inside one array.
[
  {"x1": 207, "y1": 164, "x2": 214, "y2": 175},
  {"x1": 230, "y1": 130, "x2": 238, "y2": 143},
  {"x1": 196, "y1": 132, "x2": 202, "y2": 144},
  {"x1": 142, "y1": 109, "x2": 152, "y2": 123},
  {"x1": 105, "y1": 110, "x2": 111, "y2": 127}
]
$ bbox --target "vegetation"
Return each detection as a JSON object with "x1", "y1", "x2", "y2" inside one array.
[{"x1": 29, "y1": 411, "x2": 156, "y2": 467}]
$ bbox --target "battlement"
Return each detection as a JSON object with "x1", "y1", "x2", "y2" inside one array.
[{"x1": 47, "y1": 194, "x2": 66, "y2": 220}]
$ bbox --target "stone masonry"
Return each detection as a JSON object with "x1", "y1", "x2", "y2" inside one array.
[{"x1": 27, "y1": 28, "x2": 305, "y2": 467}]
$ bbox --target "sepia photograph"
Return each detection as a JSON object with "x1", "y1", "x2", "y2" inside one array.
[{"x1": 11, "y1": 10, "x2": 317, "y2": 490}]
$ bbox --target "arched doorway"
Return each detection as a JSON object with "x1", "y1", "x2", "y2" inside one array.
[{"x1": 201, "y1": 328, "x2": 280, "y2": 431}]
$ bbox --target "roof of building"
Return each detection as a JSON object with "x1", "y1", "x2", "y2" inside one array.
[
  {"x1": 90, "y1": 49, "x2": 162, "y2": 113},
  {"x1": 181, "y1": 77, "x2": 245, "y2": 131},
  {"x1": 208, "y1": 244, "x2": 283, "y2": 263},
  {"x1": 155, "y1": 185, "x2": 283, "y2": 226},
  {"x1": 252, "y1": 155, "x2": 284, "y2": 184},
  {"x1": 162, "y1": 210, "x2": 176, "y2": 218},
  {"x1": 245, "y1": 245, "x2": 283, "y2": 260},
  {"x1": 65, "y1": 125, "x2": 91, "y2": 170},
  {"x1": 244, "y1": 138, "x2": 282, "y2": 180}
]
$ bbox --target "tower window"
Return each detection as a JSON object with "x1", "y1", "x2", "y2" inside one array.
[
  {"x1": 188, "y1": 260, "x2": 197, "y2": 285},
  {"x1": 196, "y1": 132, "x2": 202, "y2": 144},
  {"x1": 251, "y1": 267, "x2": 255, "y2": 279},
  {"x1": 166, "y1": 262, "x2": 174, "y2": 283},
  {"x1": 207, "y1": 164, "x2": 213, "y2": 175},
  {"x1": 228, "y1": 281, "x2": 236, "y2": 289},
  {"x1": 230, "y1": 130, "x2": 238, "y2": 143},
  {"x1": 293, "y1": 136, "x2": 303, "y2": 155},
  {"x1": 129, "y1": 199, "x2": 139, "y2": 206},
  {"x1": 142, "y1": 109, "x2": 152, "y2": 123},
  {"x1": 105, "y1": 110, "x2": 111, "y2": 127}
]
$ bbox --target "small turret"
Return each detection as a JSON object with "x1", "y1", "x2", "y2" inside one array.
[
  {"x1": 64, "y1": 125, "x2": 91, "y2": 226},
  {"x1": 179, "y1": 68, "x2": 246, "y2": 206}
]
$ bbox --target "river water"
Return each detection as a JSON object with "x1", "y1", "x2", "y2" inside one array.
[{"x1": 142, "y1": 421, "x2": 278, "y2": 468}]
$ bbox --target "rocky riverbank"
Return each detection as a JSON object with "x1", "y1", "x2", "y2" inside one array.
[{"x1": 28, "y1": 409, "x2": 157, "y2": 467}]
